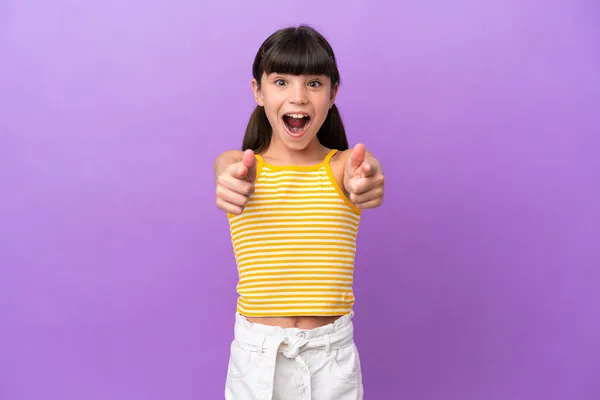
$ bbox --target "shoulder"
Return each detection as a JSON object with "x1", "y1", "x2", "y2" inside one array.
[
  {"x1": 327, "y1": 149, "x2": 352, "y2": 195},
  {"x1": 216, "y1": 149, "x2": 244, "y2": 162},
  {"x1": 221, "y1": 149, "x2": 244, "y2": 158},
  {"x1": 329, "y1": 148, "x2": 352, "y2": 172},
  {"x1": 330, "y1": 146, "x2": 378, "y2": 169},
  {"x1": 327, "y1": 145, "x2": 379, "y2": 178}
]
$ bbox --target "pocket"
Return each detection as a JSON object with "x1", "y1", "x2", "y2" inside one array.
[
  {"x1": 227, "y1": 340, "x2": 255, "y2": 380},
  {"x1": 330, "y1": 343, "x2": 361, "y2": 382}
]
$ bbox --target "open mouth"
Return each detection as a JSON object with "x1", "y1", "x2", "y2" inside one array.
[{"x1": 282, "y1": 113, "x2": 311, "y2": 138}]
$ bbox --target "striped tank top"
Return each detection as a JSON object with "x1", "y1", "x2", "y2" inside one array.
[{"x1": 227, "y1": 149, "x2": 362, "y2": 317}]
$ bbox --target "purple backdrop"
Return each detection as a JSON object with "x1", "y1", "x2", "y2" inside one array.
[{"x1": 1, "y1": 0, "x2": 599, "y2": 399}]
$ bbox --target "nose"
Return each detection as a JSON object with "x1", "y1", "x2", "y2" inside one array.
[{"x1": 290, "y1": 83, "x2": 308, "y2": 105}]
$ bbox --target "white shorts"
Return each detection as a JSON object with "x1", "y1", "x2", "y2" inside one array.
[{"x1": 225, "y1": 312, "x2": 364, "y2": 400}]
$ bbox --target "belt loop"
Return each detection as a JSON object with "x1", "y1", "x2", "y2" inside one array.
[
  {"x1": 260, "y1": 333, "x2": 266, "y2": 354},
  {"x1": 324, "y1": 334, "x2": 331, "y2": 356}
]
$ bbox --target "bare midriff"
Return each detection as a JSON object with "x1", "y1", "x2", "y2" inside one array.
[{"x1": 244, "y1": 315, "x2": 342, "y2": 329}]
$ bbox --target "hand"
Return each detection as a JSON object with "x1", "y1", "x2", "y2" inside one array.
[
  {"x1": 215, "y1": 149, "x2": 257, "y2": 215},
  {"x1": 344, "y1": 144, "x2": 384, "y2": 209}
]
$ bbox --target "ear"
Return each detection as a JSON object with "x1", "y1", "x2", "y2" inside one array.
[
  {"x1": 329, "y1": 83, "x2": 339, "y2": 109},
  {"x1": 252, "y1": 79, "x2": 264, "y2": 106}
]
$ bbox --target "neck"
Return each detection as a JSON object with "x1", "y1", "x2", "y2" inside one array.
[{"x1": 263, "y1": 136, "x2": 329, "y2": 165}]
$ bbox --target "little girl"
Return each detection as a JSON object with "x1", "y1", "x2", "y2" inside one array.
[{"x1": 214, "y1": 25, "x2": 384, "y2": 400}]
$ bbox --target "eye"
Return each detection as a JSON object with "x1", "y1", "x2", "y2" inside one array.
[
  {"x1": 274, "y1": 79, "x2": 287, "y2": 87},
  {"x1": 308, "y1": 80, "x2": 322, "y2": 88}
]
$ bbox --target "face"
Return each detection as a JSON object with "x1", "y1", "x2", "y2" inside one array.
[{"x1": 252, "y1": 72, "x2": 338, "y2": 151}]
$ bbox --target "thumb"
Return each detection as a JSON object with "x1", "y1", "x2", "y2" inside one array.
[
  {"x1": 236, "y1": 149, "x2": 256, "y2": 179},
  {"x1": 347, "y1": 143, "x2": 366, "y2": 174},
  {"x1": 241, "y1": 149, "x2": 256, "y2": 170}
]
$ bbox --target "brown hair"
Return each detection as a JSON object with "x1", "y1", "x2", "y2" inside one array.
[{"x1": 242, "y1": 25, "x2": 349, "y2": 153}]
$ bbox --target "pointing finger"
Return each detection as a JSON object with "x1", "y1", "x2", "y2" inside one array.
[
  {"x1": 347, "y1": 143, "x2": 366, "y2": 173},
  {"x1": 241, "y1": 149, "x2": 256, "y2": 169}
]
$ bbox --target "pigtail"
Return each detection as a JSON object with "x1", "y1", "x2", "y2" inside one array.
[
  {"x1": 242, "y1": 106, "x2": 272, "y2": 153},
  {"x1": 317, "y1": 104, "x2": 349, "y2": 151}
]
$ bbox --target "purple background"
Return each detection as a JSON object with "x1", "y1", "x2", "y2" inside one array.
[{"x1": 1, "y1": 0, "x2": 599, "y2": 399}]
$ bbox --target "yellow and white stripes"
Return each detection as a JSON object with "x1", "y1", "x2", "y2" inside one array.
[{"x1": 227, "y1": 150, "x2": 361, "y2": 317}]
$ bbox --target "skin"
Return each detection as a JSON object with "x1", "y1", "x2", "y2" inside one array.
[{"x1": 214, "y1": 72, "x2": 384, "y2": 329}]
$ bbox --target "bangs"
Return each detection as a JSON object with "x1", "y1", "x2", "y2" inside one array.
[{"x1": 257, "y1": 29, "x2": 338, "y2": 81}]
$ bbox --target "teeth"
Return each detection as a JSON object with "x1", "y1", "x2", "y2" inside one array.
[{"x1": 286, "y1": 114, "x2": 308, "y2": 119}]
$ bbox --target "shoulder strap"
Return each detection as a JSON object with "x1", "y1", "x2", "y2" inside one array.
[
  {"x1": 253, "y1": 153, "x2": 264, "y2": 183},
  {"x1": 322, "y1": 149, "x2": 362, "y2": 215},
  {"x1": 324, "y1": 149, "x2": 338, "y2": 165}
]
